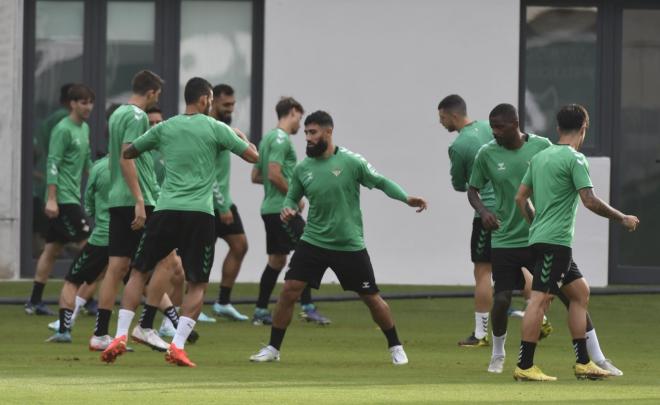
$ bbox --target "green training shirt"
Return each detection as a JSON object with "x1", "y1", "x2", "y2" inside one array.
[
  {"x1": 35, "y1": 108, "x2": 69, "y2": 198},
  {"x1": 284, "y1": 146, "x2": 408, "y2": 251},
  {"x1": 469, "y1": 134, "x2": 552, "y2": 248},
  {"x1": 132, "y1": 114, "x2": 249, "y2": 215},
  {"x1": 151, "y1": 150, "x2": 166, "y2": 187},
  {"x1": 522, "y1": 145, "x2": 593, "y2": 247},
  {"x1": 448, "y1": 120, "x2": 496, "y2": 216},
  {"x1": 212, "y1": 150, "x2": 232, "y2": 213},
  {"x1": 46, "y1": 116, "x2": 92, "y2": 204},
  {"x1": 85, "y1": 157, "x2": 111, "y2": 246},
  {"x1": 257, "y1": 128, "x2": 298, "y2": 215},
  {"x1": 108, "y1": 104, "x2": 159, "y2": 208}
]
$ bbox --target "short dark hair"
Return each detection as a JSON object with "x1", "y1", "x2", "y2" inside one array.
[
  {"x1": 304, "y1": 110, "x2": 334, "y2": 128},
  {"x1": 145, "y1": 105, "x2": 162, "y2": 115},
  {"x1": 67, "y1": 84, "x2": 95, "y2": 102},
  {"x1": 184, "y1": 77, "x2": 213, "y2": 104},
  {"x1": 437, "y1": 94, "x2": 467, "y2": 115},
  {"x1": 132, "y1": 70, "x2": 164, "y2": 95},
  {"x1": 59, "y1": 83, "x2": 74, "y2": 104},
  {"x1": 213, "y1": 84, "x2": 234, "y2": 98},
  {"x1": 557, "y1": 104, "x2": 589, "y2": 132},
  {"x1": 489, "y1": 103, "x2": 518, "y2": 121},
  {"x1": 276, "y1": 97, "x2": 304, "y2": 119}
]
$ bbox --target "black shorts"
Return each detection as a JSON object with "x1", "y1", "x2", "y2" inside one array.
[
  {"x1": 214, "y1": 205, "x2": 245, "y2": 238},
  {"x1": 108, "y1": 206, "x2": 154, "y2": 258},
  {"x1": 285, "y1": 241, "x2": 379, "y2": 294},
  {"x1": 64, "y1": 243, "x2": 109, "y2": 285},
  {"x1": 531, "y1": 243, "x2": 584, "y2": 294},
  {"x1": 132, "y1": 210, "x2": 216, "y2": 283},
  {"x1": 45, "y1": 204, "x2": 91, "y2": 244},
  {"x1": 470, "y1": 218, "x2": 492, "y2": 263},
  {"x1": 262, "y1": 213, "x2": 305, "y2": 255},
  {"x1": 491, "y1": 247, "x2": 534, "y2": 293}
]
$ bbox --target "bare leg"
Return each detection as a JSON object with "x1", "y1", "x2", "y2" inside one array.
[
  {"x1": 360, "y1": 293, "x2": 395, "y2": 330},
  {"x1": 474, "y1": 262, "x2": 493, "y2": 312},
  {"x1": 220, "y1": 233, "x2": 248, "y2": 288},
  {"x1": 272, "y1": 280, "x2": 306, "y2": 329},
  {"x1": 34, "y1": 242, "x2": 64, "y2": 284}
]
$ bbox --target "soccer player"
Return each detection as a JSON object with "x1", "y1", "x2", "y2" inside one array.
[
  {"x1": 469, "y1": 103, "x2": 619, "y2": 376},
  {"x1": 249, "y1": 110, "x2": 427, "y2": 365},
  {"x1": 46, "y1": 156, "x2": 110, "y2": 342},
  {"x1": 90, "y1": 70, "x2": 165, "y2": 352},
  {"x1": 250, "y1": 98, "x2": 330, "y2": 326},
  {"x1": 118, "y1": 77, "x2": 258, "y2": 367},
  {"x1": 438, "y1": 94, "x2": 495, "y2": 347},
  {"x1": 26, "y1": 84, "x2": 94, "y2": 316},
  {"x1": 206, "y1": 84, "x2": 250, "y2": 321},
  {"x1": 513, "y1": 104, "x2": 639, "y2": 381}
]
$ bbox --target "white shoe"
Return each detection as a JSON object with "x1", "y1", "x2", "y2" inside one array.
[
  {"x1": 596, "y1": 359, "x2": 623, "y2": 376},
  {"x1": 131, "y1": 325, "x2": 170, "y2": 352},
  {"x1": 389, "y1": 345, "x2": 408, "y2": 365},
  {"x1": 48, "y1": 320, "x2": 60, "y2": 332},
  {"x1": 488, "y1": 355, "x2": 505, "y2": 373},
  {"x1": 158, "y1": 318, "x2": 176, "y2": 338},
  {"x1": 249, "y1": 345, "x2": 280, "y2": 362},
  {"x1": 89, "y1": 334, "x2": 112, "y2": 351}
]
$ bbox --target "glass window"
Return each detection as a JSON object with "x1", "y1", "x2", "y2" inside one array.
[
  {"x1": 614, "y1": 9, "x2": 660, "y2": 268},
  {"x1": 524, "y1": 7, "x2": 599, "y2": 151},
  {"x1": 33, "y1": 0, "x2": 85, "y2": 257},
  {"x1": 180, "y1": 0, "x2": 253, "y2": 133}
]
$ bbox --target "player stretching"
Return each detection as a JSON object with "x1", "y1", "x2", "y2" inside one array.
[
  {"x1": 513, "y1": 104, "x2": 638, "y2": 381},
  {"x1": 249, "y1": 111, "x2": 427, "y2": 365}
]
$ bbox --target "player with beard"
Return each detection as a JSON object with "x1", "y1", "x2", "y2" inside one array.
[{"x1": 249, "y1": 110, "x2": 427, "y2": 364}]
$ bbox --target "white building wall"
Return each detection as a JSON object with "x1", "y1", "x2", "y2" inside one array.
[{"x1": 0, "y1": 1, "x2": 23, "y2": 279}]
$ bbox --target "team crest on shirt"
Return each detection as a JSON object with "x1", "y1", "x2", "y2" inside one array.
[
  {"x1": 497, "y1": 162, "x2": 506, "y2": 171},
  {"x1": 331, "y1": 168, "x2": 342, "y2": 177},
  {"x1": 302, "y1": 172, "x2": 314, "y2": 186}
]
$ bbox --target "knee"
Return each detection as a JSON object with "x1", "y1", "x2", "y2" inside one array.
[
  {"x1": 281, "y1": 282, "x2": 304, "y2": 302},
  {"x1": 360, "y1": 293, "x2": 386, "y2": 309},
  {"x1": 268, "y1": 255, "x2": 287, "y2": 271},
  {"x1": 492, "y1": 291, "x2": 512, "y2": 310}
]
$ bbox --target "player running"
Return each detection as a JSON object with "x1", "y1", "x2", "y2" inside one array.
[
  {"x1": 513, "y1": 104, "x2": 639, "y2": 381},
  {"x1": 249, "y1": 110, "x2": 427, "y2": 365}
]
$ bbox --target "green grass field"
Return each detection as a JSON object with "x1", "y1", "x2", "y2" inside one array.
[{"x1": 0, "y1": 281, "x2": 659, "y2": 404}]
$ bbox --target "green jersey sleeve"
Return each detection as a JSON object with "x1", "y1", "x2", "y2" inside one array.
[
  {"x1": 132, "y1": 124, "x2": 161, "y2": 153},
  {"x1": 355, "y1": 155, "x2": 408, "y2": 202},
  {"x1": 84, "y1": 163, "x2": 98, "y2": 217},
  {"x1": 46, "y1": 126, "x2": 71, "y2": 187},
  {"x1": 214, "y1": 122, "x2": 249, "y2": 156},
  {"x1": 571, "y1": 153, "x2": 593, "y2": 190},
  {"x1": 469, "y1": 147, "x2": 489, "y2": 190},
  {"x1": 212, "y1": 180, "x2": 230, "y2": 214},
  {"x1": 448, "y1": 145, "x2": 468, "y2": 192},
  {"x1": 284, "y1": 165, "x2": 304, "y2": 210},
  {"x1": 267, "y1": 133, "x2": 289, "y2": 165},
  {"x1": 521, "y1": 164, "x2": 533, "y2": 188},
  {"x1": 123, "y1": 111, "x2": 148, "y2": 143}
]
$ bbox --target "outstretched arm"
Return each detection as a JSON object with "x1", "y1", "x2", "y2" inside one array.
[
  {"x1": 374, "y1": 177, "x2": 427, "y2": 212},
  {"x1": 251, "y1": 166, "x2": 263, "y2": 184},
  {"x1": 578, "y1": 188, "x2": 639, "y2": 231},
  {"x1": 467, "y1": 186, "x2": 499, "y2": 230},
  {"x1": 515, "y1": 184, "x2": 535, "y2": 225}
]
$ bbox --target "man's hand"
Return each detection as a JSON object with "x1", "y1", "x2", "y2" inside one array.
[
  {"x1": 479, "y1": 209, "x2": 500, "y2": 230},
  {"x1": 44, "y1": 199, "x2": 59, "y2": 219},
  {"x1": 622, "y1": 215, "x2": 640, "y2": 232},
  {"x1": 280, "y1": 207, "x2": 297, "y2": 223},
  {"x1": 220, "y1": 210, "x2": 234, "y2": 225},
  {"x1": 407, "y1": 196, "x2": 428, "y2": 213},
  {"x1": 131, "y1": 199, "x2": 147, "y2": 230}
]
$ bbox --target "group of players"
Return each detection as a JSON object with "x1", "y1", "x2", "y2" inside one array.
[{"x1": 26, "y1": 68, "x2": 639, "y2": 379}]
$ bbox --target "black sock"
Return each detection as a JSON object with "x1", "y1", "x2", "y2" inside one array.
[
  {"x1": 256, "y1": 265, "x2": 280, "y2": 309},
  {"x1": 382, "y1": 326, "x2": 401, "y2": 348},
  {"x1": 94, "y1": 308, "x2": 112, "y2": 337},
  {"x1": 573, "y1": 338, "x2": 590, "y2": 364},
  {"x1": 163, "y1": 306, "x2": 179, "y2": 328},
  {"x1": 269, "y1": 327, "x2": 287, "y2": 350},
  {"x1": 218, "y1": 286, "x2": 232, "y2": 305},
  {"x1": 59, "y1": 308, "x2": 73, "y2": 333},
  {"x1": 300, "y1": 285, "x2": 313, "y2": 306},
  {"x1": 139, "y1": 304, "x2": 158, "y2": 329},
  {"x1": 517, "y1": 340, "x2": 537, "y2": 369},
  {"x1": 30, "y1": 281, "x2": 46, "y2": 304}
]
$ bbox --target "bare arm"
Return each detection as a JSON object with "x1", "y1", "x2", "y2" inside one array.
[
  {"x1": 45, "y1": 184, "x2": 59, "y2": 218},
  {"x1": 467, "y1": 186, "x2": 499, "y2": 230},
  {"x1": 120, "y1": 143, "x2": 146, "y2": 230},
  {"x1": 267, "y1": 162, "x2": 289, "y2": 194},
  {"x1": 240, "y1": 144, "x2": 259, "y2": 164},
  {"x1": 515, "y1": 184, "x2": 535, "y2": 224},
  {"x1": 579, "y1": 188, "x2": 639, "y2": 231},
  {"x1": 251, "y1": 166, "x2": 263, "y2": 184}
]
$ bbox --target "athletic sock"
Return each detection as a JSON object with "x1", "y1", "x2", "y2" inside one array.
[
  {"x1": 269, "y1": 327, "x2": 287, "y2": 350},
  {"x1": 139, "y1": 305, "x2": 158, "y2": 329},
  {"x1": 256, "y1": 265, "x2": 280, "y2": 309},
  {"x1": 585, "y1": 329, "x2": 606, "y2": 363},
  {"x1": 71, "y1": 296, "x2": 87, "y2": 326},
  {"x1": 300, "y1": 285, "x2": 313, "y2": 306},
  {"x1": 30, "y1": 281, "x2": 46, "y2": 304},
  {"x1": 58, "y1": 308, "x2": 73, "y2": 333},
  {"x1": 382, "y1": 326, "x2": 401, "y2": 348},
  {"x1": 172, "y1": 316, "x2": 196, "y2": 349},
  {"x1": 573, "y1": 338, "x2": 590, "y2": 365},
  {"x1": 517, "y1": 340, "x2": 536, "y2": 369},
  {"x1": 218, "y1": 286, "x2": 232, "y2": 305},
  {"x1": 163, "y1": 306, "x2": 179, "y2": 328},
  {"x1": 116, "y1": 309, "x2": 135, "y2": 337},
  {"x1": 95, "y1": 309, "x2": 112, "y2": 337},
  {"x1": 475, "y1": 312, "x2": 489, "y2": 339},
  {"x1": 492, "y1": 332, "x2": 506, "y2": 357}
]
